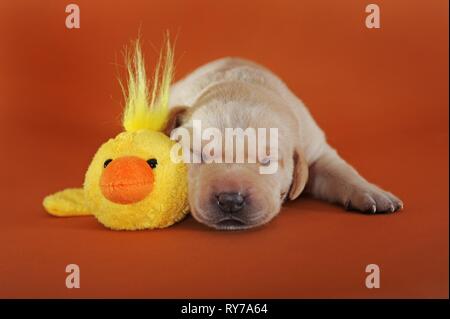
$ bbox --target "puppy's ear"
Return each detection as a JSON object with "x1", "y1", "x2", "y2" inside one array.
[
  {"x1": 288, "y1": 148, "x2": 309, "y2": 200},
  {"x1": 163, "y1": 106, "x2": 188, "y2": 136}
]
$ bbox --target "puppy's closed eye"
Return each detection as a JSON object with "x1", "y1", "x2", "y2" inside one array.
[
  {"x1": 259, "y1": 156, "x2": 281, "y2": 167},
  {"x1": 260, "y1": 157, "x2": 272, "y2": 166}
]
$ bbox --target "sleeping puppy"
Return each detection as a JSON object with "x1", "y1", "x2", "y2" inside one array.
[{"x1": 167, "y1": 57, "x2": 403, "y2": 230}]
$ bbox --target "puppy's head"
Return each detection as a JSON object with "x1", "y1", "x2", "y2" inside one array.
[
  {"x1": 167, "y1": 102, "x2": 308, "y2": 230},
  {"x1": 189, "y1": 161, "x2": 280, "y2": 229}
]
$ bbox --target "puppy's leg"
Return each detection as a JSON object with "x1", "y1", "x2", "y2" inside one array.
[{"x1": 306, "y1": 146, "x2": 403, "y2": 213}]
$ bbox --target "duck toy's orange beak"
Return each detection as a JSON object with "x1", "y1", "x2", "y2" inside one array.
[{"x1": 100, "y1": 156, "x2": 154, "y2": 205}]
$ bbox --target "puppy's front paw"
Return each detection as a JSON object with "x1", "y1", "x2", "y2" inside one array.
[{"x1": 344, "y1": 185, "x2": 403, "y2": 214}]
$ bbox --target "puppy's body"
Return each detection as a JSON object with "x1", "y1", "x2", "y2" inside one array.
[{"x1": 169, "y1": 57, "x2": 403, "y2": 229}]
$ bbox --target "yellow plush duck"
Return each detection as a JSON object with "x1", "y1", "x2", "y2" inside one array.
[{"x1": 43, "y1": 38, "x2": 189, "y2": 230}]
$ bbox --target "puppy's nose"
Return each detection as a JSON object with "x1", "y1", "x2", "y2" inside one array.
[{"x1": 217, "y1": 192, "x2": 245, "y2": 213}]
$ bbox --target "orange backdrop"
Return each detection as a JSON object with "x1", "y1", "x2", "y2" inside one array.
[{"x1": 0, "y1": 0, "x2": 448, "y2": 298}]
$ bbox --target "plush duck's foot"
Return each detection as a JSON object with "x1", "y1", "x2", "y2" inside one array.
[{"x1": 43, "y1": 188, "x2": 91, "y2": 217}]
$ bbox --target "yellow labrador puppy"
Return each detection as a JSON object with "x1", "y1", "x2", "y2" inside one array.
[{"x1": 167, "y1": 58, "x2": 403, "y2": 230}]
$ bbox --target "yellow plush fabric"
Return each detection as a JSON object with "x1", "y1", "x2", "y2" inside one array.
[
  {"x1": 42, "y1": 36, "x2": 190, "y2": 230},
  {"x1": 84, "y1": 130, "x2": 189, "y2": 230},
  {"x1": 43, "y1": 188, "x2": 90, "y2": 217},
  {"x1": 121, "y1": 37, "x2": 173, "y2": 133}
]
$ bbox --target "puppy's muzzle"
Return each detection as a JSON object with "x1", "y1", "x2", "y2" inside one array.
[{"x1": 216, "y1": 192, "x2": 245, "y2": 213}]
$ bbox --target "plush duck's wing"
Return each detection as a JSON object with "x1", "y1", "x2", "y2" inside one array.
[{"x1": 43, "y1": 188, "x2": 91, "y2": 217}]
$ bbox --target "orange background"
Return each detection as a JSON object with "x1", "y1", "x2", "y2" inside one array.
[{"x1": 0, "y1": 0, "x2": 448, "y2": 298}]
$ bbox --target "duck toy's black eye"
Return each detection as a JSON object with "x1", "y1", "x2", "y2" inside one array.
[
  {"x1": 147, "y1": 158, "x2": 158, "y2": 169},
  {"x1": 104, "y1": 159, "x2": 113, "y2": 168}
]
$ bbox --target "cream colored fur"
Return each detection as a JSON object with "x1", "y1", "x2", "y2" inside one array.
[{"x1": 169, "y1": 57, "x2": 403, "y2": 230}]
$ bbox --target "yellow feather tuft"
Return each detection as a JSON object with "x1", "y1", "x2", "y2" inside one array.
[{"x1": 121, "y1": 36, "x2": 174, "y2": 132}]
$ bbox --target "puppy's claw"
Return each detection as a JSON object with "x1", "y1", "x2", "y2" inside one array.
[
  {"x1": 345, "y1": 186, "x2": 403, "y2": 214},
  {"x1": 389, "y1": 204, "x2": 395, "y2": 213}
]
